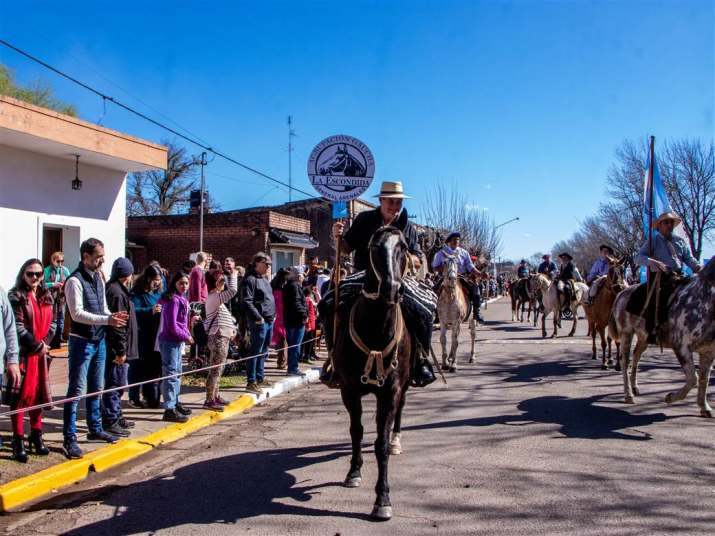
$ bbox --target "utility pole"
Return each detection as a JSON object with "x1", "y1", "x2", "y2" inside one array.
[
  {"x1": 287, "y1": 115, "x2": 296, "y2": 202},
  {"x1": 199, "y1": 151, "x2": 207, "y2": 252}
]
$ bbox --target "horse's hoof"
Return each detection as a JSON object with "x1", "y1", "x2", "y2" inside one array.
[
  {"x1": 700, "y1": 409, "x2": 713, "y2": 419},
  {"x1": 344, "y1": 476, "x2": 362, "y2": 488},
  {"x1": 665, "y1": 393, "x2": 675, "y2": 404},
  {"x1": 624, "y1": 396, "x2": 635, "y2": 404},
  {"x1": 592, "y1": 355, "x2": 597, "y2": 360},
  {"x1": 468, "y1": 358, "x2": 475, "y2": 364},
  {"x1": 371, "y1": 505, "x2": 393, "y2": 521},
  {"x1": 600, "y1": 364, "x2": 608, "y2": 370},
  {"x1": 389, "y1": 444, "x2": 402, "y2": 455},
  {"x1": 448, "y1": 367, "x2": 457, "y2": 373},
  {"x1": 633, "y1": 386, "x2": 641, "y2": 396},
  {"x1": 615, "y1": 363, "x2": 622, "y2": 372},
  {"x1": 441, "y1": 364, "x2": 450, "y2": 371}
]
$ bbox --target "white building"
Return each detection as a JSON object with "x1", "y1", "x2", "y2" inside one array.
[{"x1": 0, "y1": 95, "x2": 167, "y2": 289}]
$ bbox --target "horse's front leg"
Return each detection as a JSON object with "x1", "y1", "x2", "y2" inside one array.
[
  {"x1": 599, "y1": 326, "x2": 608, "y2": 369},
  {"x1": 629, "y1": 333, "x2": 649, "y2": 397},
  {"x1": 552, "y1": 310, "x2": 558, "y2": 338},
  {"x1": 568, "y1": 306, "x2": 578, "y2": 337},
  {"x1": 340, "y1": 388, "x2": 364, "y2": 488},
  {"x1": 468, "y1": 316, "x2": 476, "y2": 363},
  {"x1": 372, "y1": 389, "x2": 398, "y2": 520},
  {"x1": 440, "y1": 324, "x2": 448, "y2": 368},
  {"x1": 449, "y1": 320, "x2": 460, "y2": 371},
  {"x1": 390, "y1": 387, "x2": 408, "y2": 455},
  {"x1": 541, "y1": 310, "x2": 547, "y2": 338}
]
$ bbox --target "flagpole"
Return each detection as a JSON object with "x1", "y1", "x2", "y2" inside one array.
[{"x1": 647, "y1": 135, "x2": 655, "y2": 286}]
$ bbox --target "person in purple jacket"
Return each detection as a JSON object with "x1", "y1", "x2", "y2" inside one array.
[{"x1": 158, "y1": 271, "x2": 194, "y2": 423}]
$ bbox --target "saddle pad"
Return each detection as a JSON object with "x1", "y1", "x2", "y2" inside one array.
[{"x1": 318, "y1": 271, "x2": 437, "y2": 352}]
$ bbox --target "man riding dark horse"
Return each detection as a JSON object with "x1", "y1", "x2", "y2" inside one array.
[
  {"x1": 586, "y1": 244, "x2": 615, "y2": 306},
  {"x1": 325, "y1": 181, "x2": 436, "y2": 388},
  {"x1": 628, "y1": 211, "x2": 702, "y2": 341},
  {"x1": 517, "y1": 259, "x2": 529, "y2": 279},
  {"x1": 556, "y1": 252, "x2": 581, "y2": 313},
  {"x1": 431, "y1": 232, "x2": 487, "y2": 323}
]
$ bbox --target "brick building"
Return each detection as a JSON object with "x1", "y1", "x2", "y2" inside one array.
[{"x1": 127, "y1": 208, "x2": 317, "y2": 273}]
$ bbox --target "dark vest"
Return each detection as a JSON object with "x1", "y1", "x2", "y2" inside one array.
[{"x1": 69, "y1": 263, "x2": 106, "y2": 341}]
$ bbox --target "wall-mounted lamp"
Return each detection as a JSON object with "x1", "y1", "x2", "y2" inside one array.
[{"x1": 72, "y1": 154, "x2": 82, "y2": 191}]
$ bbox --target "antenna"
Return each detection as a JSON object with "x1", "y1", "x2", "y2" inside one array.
[{"x1": 287, "y1": 115, "x2": 296, "y2": 202}]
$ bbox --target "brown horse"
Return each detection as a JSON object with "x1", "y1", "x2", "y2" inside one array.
[
  {"x1": 583, "y1": 259, "x2": 627, "y2": 369},
  {"x1": 332, "y1": 226, "x2": 412, "y2": 521}
]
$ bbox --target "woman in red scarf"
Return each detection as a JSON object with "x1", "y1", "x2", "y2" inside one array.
[{"x1": 7, "y1": 258, "x2": 56, "y2": 462}]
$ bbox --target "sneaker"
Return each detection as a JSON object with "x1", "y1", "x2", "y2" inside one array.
[
  {"x1": 214, "y1": 396, "x2": 230, "y2": 406},
  {"x1": 118, "y1": 417, "x2": 135, "y2": 429},
  {"x1": 87, "y1": 431, "x2": 119, "y2": 444},
  {"x1": 128, "y1": 399, "x2": 146, "y2": 409},
  {"x1": 175, "y1": 403, "x2": 192, "y2": 416},
  {"x1": 287, "y1": 370, "x2": 307, "y2": 377},
  {"x1": 63, "y1": 436, "x2": 83, "y2": 459},
  {"x1": 162, "y1": 408, "x2": 189, "y2": 423},
  {"x1": 245, "y1": 382, "x2": 262, "y2": 395},
  {"x1": 104, "y1": 422, "x2": 130, "y2": 437},
  {"x1": 257, "y1": 378, "x2": 273, "y2": 388},
  {"x1": 203, "y1": 399, "x2": 224, "y2": 411},
  {"x1": 301, "y1": 357, "x2": 316, "y2": 365}
]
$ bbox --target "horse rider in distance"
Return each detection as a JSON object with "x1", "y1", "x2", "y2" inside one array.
[
  {"x1": 538, "y1": 253, "x2": 558, "y2": 279},
  {"x1": 332, "y1": 180, "x2": 436, "y2": 387},
  {"x1": 517, "y1": 259, "x2": 530, "y2": 279},
  {"x1": 431, "y1": 231, "x2": 487, "y2": 322},
  {"x1": 556, "y1": 252, "x2": 582, "y2": 313},
  {"x1": 628, "y1": 210, "x2": 702, "y2": 341},
  {"x1": 586, "y1": 244, "x2": 616, "y2": 306}
]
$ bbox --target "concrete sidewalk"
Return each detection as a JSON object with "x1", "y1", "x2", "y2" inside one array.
[{"x1": 0, "y1": 345, "x2": 325, "y2": 486}]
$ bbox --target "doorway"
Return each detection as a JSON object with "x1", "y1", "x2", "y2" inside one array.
[{"x1": 42, "y1": 226, "x2": 63, "y2": 266}]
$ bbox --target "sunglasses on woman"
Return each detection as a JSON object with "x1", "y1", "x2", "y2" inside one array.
[{"x1": 25, "y1": 271, "x2": 43, "y2": 279}]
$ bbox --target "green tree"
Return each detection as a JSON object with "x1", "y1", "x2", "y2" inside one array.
[{"x1": 0, "y1": 63, "x2": 77, "y2": 116}]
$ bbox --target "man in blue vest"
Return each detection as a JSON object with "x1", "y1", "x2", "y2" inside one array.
[{"x1": 62, "y1": 238, "x2": 128, "y2": 459}]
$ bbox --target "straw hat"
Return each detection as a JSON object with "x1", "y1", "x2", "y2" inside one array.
[
  {"x1": 653, "y1": 211, "x2": 682, "y2": 229},
  {"x1": 373, "y1": 181, "x2": 411, "y2": 199}
]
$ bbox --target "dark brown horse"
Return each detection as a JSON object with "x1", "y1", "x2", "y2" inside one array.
[{"x1": 332, "y1": 226, "x2": 412, "y2": 521}]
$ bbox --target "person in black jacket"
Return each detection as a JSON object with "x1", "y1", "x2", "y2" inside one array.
[
  {"x1": 102, "y1": 258, "x2": 139, "y2": 437},
  {"x1": 241, "y1": 252, "x2": 276, "y2": 394},
  {"x1": 556, "y1": 252, "x2": 579, "y2": 313},
  {"x1": 282, "y1": 267, "x2": 308, "y2": 376}
]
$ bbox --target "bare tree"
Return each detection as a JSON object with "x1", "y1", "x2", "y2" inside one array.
[
  {"x1": 421, "y1": 183, "x2": 502, "y2": 265},
  {"x1": 661, "y1": 139, "x2": 715, "y2": 260},
  {"x1": 127, "y1": 142, "x2": 219, "y2": 216}
]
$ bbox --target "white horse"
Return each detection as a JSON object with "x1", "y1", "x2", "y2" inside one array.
[
  {"x1": 437, "y1": 255, "x2": 475, "y2": 371},
  {"x1": 535, "y1": 274, "x2": 588, "y2": 338}
]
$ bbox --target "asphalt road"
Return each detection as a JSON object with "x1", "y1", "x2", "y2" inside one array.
[{"x1": 4, "y1": 298, "x2": 715, "y2": 536}]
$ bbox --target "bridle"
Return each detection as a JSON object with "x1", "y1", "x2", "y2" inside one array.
[{"x1": 350, "y1": 227, "x2": 407, "y2": 387}]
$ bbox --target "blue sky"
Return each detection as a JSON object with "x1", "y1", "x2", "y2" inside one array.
[{"x1": 1, "y1": 0, "x2": 713, "y2": 260}]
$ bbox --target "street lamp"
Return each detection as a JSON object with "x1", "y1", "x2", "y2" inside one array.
[{"x1": 493, "y1": 216, "x2": 519, "y2": 278}]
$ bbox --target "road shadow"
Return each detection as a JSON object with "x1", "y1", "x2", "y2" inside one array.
[
  {"x1": 29, "y1": 442, "x2": 369, "y2": 534},
  {"x1": 405, "y1": 394, "x2": 668, "y2": 441},
  {"x1": 501, "y1": 361, "x2": 583, "y2": 383}
]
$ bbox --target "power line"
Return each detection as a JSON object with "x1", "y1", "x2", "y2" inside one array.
[{"x1": 0, "y1": 38, "x2": 315, "y2": 199}]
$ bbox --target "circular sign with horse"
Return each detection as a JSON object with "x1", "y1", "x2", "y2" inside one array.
[{"x1": 307, "y1": 134, "x2": 375, "y2": 201}]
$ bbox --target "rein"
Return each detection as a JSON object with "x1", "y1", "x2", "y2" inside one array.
[{"x1": 349, "y1": 296, "x2": 405, "y2": 388}]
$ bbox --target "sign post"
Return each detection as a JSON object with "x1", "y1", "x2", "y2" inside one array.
[{"x1": 307, "y1": 134, "x2": 375, "y2": 376}]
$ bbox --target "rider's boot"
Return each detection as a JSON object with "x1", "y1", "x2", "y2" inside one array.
[{"x1": 411, "y1": 355, "x2": 436, "y2": 387}]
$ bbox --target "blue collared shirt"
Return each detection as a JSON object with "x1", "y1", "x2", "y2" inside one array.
[
  {"x1": 587, "y1": 258, "x2": 610, "y2": 283},
  {"x1": 635, "y1": 232, "x2": 700, "y2": 273},
  {"x1": 432, "y1": 246, "x2": 476, "y2": 275}
]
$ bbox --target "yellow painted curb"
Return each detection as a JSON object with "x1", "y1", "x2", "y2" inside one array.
[
  {"x1": 175, "y1": 411, "x2": 218, "y2": 434},
  {"x1": 84, "y1": 439, "x2": 153, "y2": 473},
  {"x1": 214, "y1": 394, "x2": 256, "y2": 420},
  {"x1": 138, "y1": 423, "x2": 188, "y2": 447},
  {"x1": 0, "y1": 459, "x2": 91, "y2": 511}
]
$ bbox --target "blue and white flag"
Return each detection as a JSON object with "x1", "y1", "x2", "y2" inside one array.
[{"x1": 642, "y1": 147, "x2": 672, "y2": 243}]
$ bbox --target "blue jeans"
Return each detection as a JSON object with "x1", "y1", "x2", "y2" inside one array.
[
  {"x1": 285, "y1": 326, "x2": 305, "y2": 374},
  {"x1": 160, "y1": 341, "x2": 184, "y2": 410},
  {"x1": 101, "y1": 361, "x2": 128, "y2": 425},
  {"x1": 247, "y1": 321, "x2": 273, "y2": 384},
  {"x1": 63, "y1": 336, "x2": 106, "y2": 438}
]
